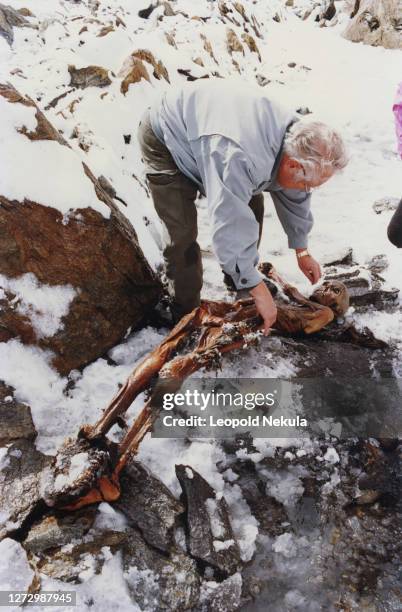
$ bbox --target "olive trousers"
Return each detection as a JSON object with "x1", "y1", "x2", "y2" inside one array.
[{"x1": 137, "y1": 109, "x2": 264, "y2": 319}]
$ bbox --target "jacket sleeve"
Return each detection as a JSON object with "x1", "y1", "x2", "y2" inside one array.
[
  {"x1": 192, "y1": 135, "x2": 263, "y2": 290},
  {"x1": 270, "y1": 188, "x2": 313, "y2": 249}
]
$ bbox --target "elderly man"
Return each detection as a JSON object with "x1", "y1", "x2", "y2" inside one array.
[{"x1": 138, "y1": 80, "x2": 348, "y2": 334}]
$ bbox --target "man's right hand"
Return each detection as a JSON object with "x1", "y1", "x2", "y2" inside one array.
[{"x1": 249, "y1": 281, "x2": 277, "y2": 336}]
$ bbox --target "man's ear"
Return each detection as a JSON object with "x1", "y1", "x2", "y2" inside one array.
[{"x1": 288, "y1": 158, "x2": 303, "y2": 170}]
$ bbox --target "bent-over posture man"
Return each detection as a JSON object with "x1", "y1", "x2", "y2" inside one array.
[{"x1": 137, "y1": 80, "x2": 348, "y2": 334}]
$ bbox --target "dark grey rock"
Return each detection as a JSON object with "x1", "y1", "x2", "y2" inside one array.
[
  {"x1": 122, "y1": 527, "x2": 200, "y2": 610},
  {"x1": 198, "y1": 572, "x2": 242, "y2": 612},
  {"x1": 114, "y1": 459, "x2": 184, "y2": 553},
  {"x1": 0, "y1": 439, "x2": 51, "y2": 540},
  {"x1": 233, "y1": 462, "x2": 288, "y2": 536},
  {"x1": 176, "y1": 465, "x2": 241, "y2": 576},
  {"x1": 0, "y1": 382, "x2": 36, "y2": 444}
]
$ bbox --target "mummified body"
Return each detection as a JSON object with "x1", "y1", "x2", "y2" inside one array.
[{"x1": 44, "y1": 266, "x2": 352, "y2": 510}]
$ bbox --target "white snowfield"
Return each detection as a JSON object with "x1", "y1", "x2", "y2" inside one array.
[{"x1": 0, "y1": 0, "x2": 401, "y2": 608}]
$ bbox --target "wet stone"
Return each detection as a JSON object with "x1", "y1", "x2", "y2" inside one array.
[
  {"x1": 0, "y1": 439, "x2": 51, "y2": 540},
  {"x1": 0, "y1": 382, "x2": 36, "y2": 444},
  {"x1": 122, "y1": 527, "x2": 200, "y2": 610},
  {"x1": 114, "y1": 458, "x2": 184, "y2": 553},
  {"x1": 176, "y1": 465, "x2": 241, "y2": 576}
]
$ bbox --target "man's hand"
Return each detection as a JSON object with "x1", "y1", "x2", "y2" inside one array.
[
  {"x1": 249, "y1": 281, "x2": 277, "y2": 336},
  {"x1": 296, "y1": 251, "x2": 322, "y2": 284}
]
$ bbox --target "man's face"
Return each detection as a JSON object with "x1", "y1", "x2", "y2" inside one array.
[{"x1": 277, "y1": 154, "x2": 334, "y2": 192}]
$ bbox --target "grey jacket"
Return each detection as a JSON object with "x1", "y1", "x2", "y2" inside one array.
[{"x1": 149, "y1": 80, "x2": 313, "y2": 289}]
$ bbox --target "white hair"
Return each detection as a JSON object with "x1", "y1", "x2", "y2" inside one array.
[{"x1": 283, "y1": 120, "x2": 349, "y2": 181}]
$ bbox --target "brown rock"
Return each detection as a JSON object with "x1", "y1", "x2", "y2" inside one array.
[
  {"x1": 241, "y1": 32, "x2": 261, "y2": 60},
  {"x1": 118, "y1": 49, "x2": 170, "y2": 95},
  {"x1": 165, "y1": 31, "x2": 177, "y2": 48},
  {"x1": 68, "y1": 64, "x2": 112, "y2": 89},
  {"x1": 97, "y1": 24, "x2": 114, "y2": 37},
  {"x1": 0, "y1": 83, "x2": 162, "y2": 374},
  {"x1": 226, "y1": 28, "x2": 245, "y2": 55},
  {"x1": 343, "y1": 0, "x2": 402, "y2": 49},
  {"x1": 200, "y1": 33, "x2": 218, "y2": 64}
]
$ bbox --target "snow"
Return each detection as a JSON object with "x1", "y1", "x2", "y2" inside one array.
[
  {"x1": 53, "y1": 451, "x2": 90, "y2": 491},
  {"x1": 0, "y1": 539, "x2": 34, "y2": 591},
  {"x1": 0, "y1": 273, "x2": 77, "y2": 338},
  {"x1": 0, "y1": 97, "x2": 110, "y2": 219},
  {"x1": 0, "y1": 0, "x2": 401, "y2": 608}
]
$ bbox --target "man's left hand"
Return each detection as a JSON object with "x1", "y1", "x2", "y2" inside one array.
[{"x1": 297, "y1": 253, "x2": 322, "y2": 284}]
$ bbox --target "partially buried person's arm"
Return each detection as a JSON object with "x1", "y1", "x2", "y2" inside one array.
[{"x1": 193, "y1": 134, "x2": 277, "y2": 335}]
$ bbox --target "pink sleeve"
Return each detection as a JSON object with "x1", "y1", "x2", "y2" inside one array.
[{"x1": 393, "y1": 82, "x2": 402, "y2": 159}]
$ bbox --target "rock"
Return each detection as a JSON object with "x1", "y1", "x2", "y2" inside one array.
[
  {"x1": 0, "y1": 83, "x2": 162, "y2": 374},
  {"x1": 120, "y1": 58, "x2": 150, "y2": 92},
  {"x1": 343, "y1": 0, "x2": 402, "y2": 49},
  {"x1": 0, "y1": 439, "x2": 51, "y2": 540},
  {"x1": 31, "y1": 528, "x2": 126, "y2": 582},
  {"x1": 114, "y1": 459, "x2": 184, "y2": 553},
  {"x1": 234, "y1": 462, "x2": 288, "y2": 536},
  {"x1": 0, "y1": 382, "x2": 36, "y2": 444},
  {"x1": 97, "y1": 24, "x2": 114, "y2": 37},
  {"x1": 122, "y1": 527, "x2": 200, "y2": 610},
  {"x1": 0, "y1": 3, "x2": 32, "y2": 45},
  {"x1": 68, "y1": 64, "x2": 111, "y2": 89},
  {"x1": 296, "y1": 106, "x2": 313, "y2": 115},
  {"x1": 198, "y1": 573, "x2": 242, "y2": 611},
  {"x1": 41, "y1": 437, "x2": 116, "y2": 509},
  {"x1": 118, "y1": 49, "x2": 169, "y2": 94},
  {"x1": 226, "y1": 28, "x2": 244, "y2": 54},
  {"x1": 241, "y1": 33, "x2": 261, "y2": 60},
  {"x1": 138, "y1": 2, "x2": 157, "y2": 19},
  {"x1": 373, "y1": 196, "x2": 400, "y2": 214},
  {"x1": 23, "y1": 507, "x2": 96, "y2": 553},
  {"x1": 200, "y1": 33, "x2": 218, "y2": 63},
  {"x1": 367, "y1": 253, "x2": 389, "y2": 275},
  {"x1": 323, "y1": 248, "x2": 355, "y2": 267},
  {"x1": 256, "y1": 74, "x2": 271, "y2": 87},
  {"x1": 176, "y1": 465, "x2": 241, "y2": 576}
]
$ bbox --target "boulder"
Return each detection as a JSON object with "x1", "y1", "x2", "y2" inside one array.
[
  {"x1": 122, "y1": 527, "x2": 200, "y2": 610},
  {"x1": 343, "y1": 0, "x2": 402, "y2": 49},
  {"x1": 114, "y1": 459, "x2": 184, "y2": 553},
  {"x1": 176, "y1": 465, "x2": 241, "y2": 576},
  {"x1": 0, "y1": 83, "x2": 162, "y2": 375}
]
